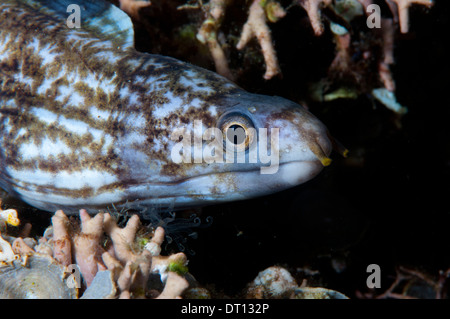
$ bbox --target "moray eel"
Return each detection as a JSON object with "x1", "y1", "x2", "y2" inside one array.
[{"x1": 0, "y1": 0, "x2": 339, "y2": 214}]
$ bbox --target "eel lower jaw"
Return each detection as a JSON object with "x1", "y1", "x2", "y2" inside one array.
[
  {"x1": 159, "y1": 160, "x2": 324, "y2": 199},
  {"x1": 113, "y1": 160, "x2": 326, "y2": 210},
  {"x1": 276, "y1": 160, "x2": 324, "y2": 186}
]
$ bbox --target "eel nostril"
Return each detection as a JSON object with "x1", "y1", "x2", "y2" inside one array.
[{"x1": 308, "y1": 139, "x2": 332, "y2": 167}]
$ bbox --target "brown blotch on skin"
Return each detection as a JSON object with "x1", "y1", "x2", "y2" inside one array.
[
  {"x1": 34, "y1": 184, "x2": 95, "y2": 199},
  {"x1": 161, "y1": 162, "x2": 185, "y2": 177},
  {"x1": 97, "y1": 181, "x2": 124, "y2": 193},
  {"x1": 74, "y1": 82, "x2": 96, "y2": 103}
]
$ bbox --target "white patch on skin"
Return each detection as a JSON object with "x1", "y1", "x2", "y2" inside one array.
[
  {"x1": 153, "y1": 91, "x2": 184, "y2": 119},
  {"x1": 36, "y1": 78, "x2": 53, "y2": 95},
  {"x1": 58, "y1": 117, "x2": 91, "y2": 136},
  {"x1": 101, "y1": 80, "x2": 117, "y2": 96},
  {"x1": 19, "y1": 137, "x2": 71, "y2": 160},
  {"x1": 1, "y1": 118, "x2": 12, "y2": 134},
  {"x1": 16, "y1": 128, "x2": 27, "y2": 137},
  {"x1": 14, "y1": 72, "x2": 34, "y2": 88},
  {"x1": 65, "y1": 32, "x2": 89, "y2": 43},
  {"x1": 37, "y1": 68, "x2": 66, "y2": 95},
  {"x1": 88, "y1": 127, "x2": 105, "y2": 143},
  {"x1": 55, "y1": 170, "x2": 118, "y2": 190},
  {"x1": 81, "y1": 146, "x2": 93, "y2": 156},
  {"x1": 271, "y1": 119, "x2": 289, "y2": 133},
  {"x1": 82, "y1": 73, "x2": 99, "y2": 89},
  {"x1": 129, "y1": 115, "x2": 146, "y2": 129},
  {"x1": 130, "y1": 93, "x2": 140, "y2": 106},
  {"x1": 195, "y1": 85, "x2": 214, "y2": 95},
  {"x1": 126, "y1": 59, "x2": 142, "y2": 69},
  {"x1": 118, "y1": 86, "x2": 140, "y2": 106},
  {"x1": 8, "y1": 168, "x2": 119, "y2": 191},
  {"x1": 0, "y1": 49, "x2": 10, "y2": 60},
  {"x1": 152, "y1": 106, "x2": 172, "y2": 120},
  {"x1": 280, "y1": 161, "x2": 319, "y2": 186},
  {"x1": 119, "y1": 86, "x2": 140, "y2": 105},
  {"x1": 152, "y1": 138, "x2": 164, "y2": 152},
  {"x1": 29, "y1": 107, "x2": 58, "y2": 125},
  {"x1": 93, "y1": 50, "x2": 117, "y2": 61},
  {"x1": 16, "y1": 187, "x2": 125, "y2": 209},
  {"x1": 55, "y1": 85, "x2": 72, "y2": 102},
  {"x1": 190, "y1": 98, "x2": 203, "y2": 109},
  {"x1": 67, "y1": 91, "x2": 85, "y2": 107},
  {"x1": 89, "y1": 40, "x2": 114, "y2": 50},
  {"x1": 81, "y1": 190, "x2": 124, "y2": 205},
  {"x1": 28, "y1": 38, "x2": 40, "y2": 52},
  {"x1": 181, "y1": 70, "x2": 215, "y2": 95},
  {"x1": 101, "y1": 134, "x2": 114, "y2": 155},
  {"x1": 40, "y1": 138, "x2": 71, "y2": 158},
  {"x1": 119, "y1": 86, "x2": 129, "y2": 98},
  {"x1": 38, "y1": 43, "x2": 60, "y2": 66},
  {"x1": 0, "y1": 33, "x2": 11, "y2": 46},
  {"x1": 42, "y1": 24, "x2": 57, "y2": 32},
  {"x1": 123, "y1": 131, "x2": 146, "y2": 145},
  {"x1": 222, "y1": 82, "x2": 236, "y2": 89},
  {"x1": 0, "y1": 34, "x2": 12, "y2": 60},
  {"x1": 208, "y1": 105, "x2": 217, "y2": 117},
  {"x1": 58, "y1": 115, "x2": 113, "y2": 148},
  {"x1": 135, "y1": 75, "x2": 146, "y2": 84},
  {"x1": 109, "y1": 111, "x2": 119, "y2": 119},
  {"x1": 179, "y1": 104, "x2": 191, "y2": 114},
  {"x1": 115, "y1": 112, "x2": 128, "y2": 122},
  {"x1": 90, "y1": 106, "x2": 111, "y2": 121},
  {"x1": 178, "y1": 75, "x2": 192, "y2": 88},
  {"x1": 4, "y1": 99, "x2": 15, "y2": 107},
  {"x1": 144, "y1": 76, "x2": 159, "y2": 85},
  {"x1": 66, "y1": 70, "x2": 84, "y2": 84},
  {"x1": 184, "y1": 70, "x2": 198, "y2": 78}
]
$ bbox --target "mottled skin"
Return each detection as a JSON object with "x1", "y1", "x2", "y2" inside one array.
[{"x1": 0, "y1": 0, "x2": 332, "y2": 214}]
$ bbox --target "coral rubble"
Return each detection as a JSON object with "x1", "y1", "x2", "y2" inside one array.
[
  {"x1": 0, "y1": 205, "x2": 191, "y2": 299},
  {"x1": 0, "y1": 232, "x2": 17, "y2": 264},
  {"x1": 178, "y1": 0, "x2": 234, "y2": 79},
  {"x1": 119, "y1": 0, "x2": 152, "y2": 20},
  {"x1": 386, "y1": 0, "x2": 434, "y2": 33},
  {"x1": 245, "y1": 266, "x2": 349, "y2": 299},
  {"x1": 236, "y1": 0, "x2": 286, "y2": 80},
  {"x1": 298, "y1": 0, "x2": 332, "y2": 36},
  {"x1": 0, "y1": 199, "x2": 19, "y2": 231}
]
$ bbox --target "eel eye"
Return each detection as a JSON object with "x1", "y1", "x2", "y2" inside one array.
[{"x1": 219, "y1": 113, "x2": 255, "y2": 152}]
